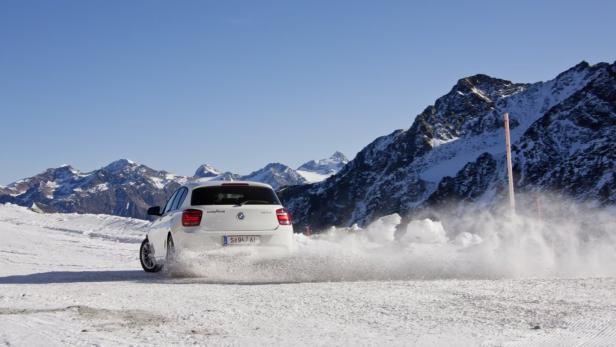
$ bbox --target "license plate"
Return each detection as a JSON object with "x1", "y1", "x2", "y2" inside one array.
[{"x1": 223, "y1": 235, "x2": 260, "y2": 246}]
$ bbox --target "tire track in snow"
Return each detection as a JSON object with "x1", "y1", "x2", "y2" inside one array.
[{"x1": 574, "y1": 318, "x2": 616, "y2": 347}]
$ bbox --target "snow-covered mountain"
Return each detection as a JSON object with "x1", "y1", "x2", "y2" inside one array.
[
  {"x1": 0, "y1": 152, "x2": 348, "y2": 218},
  {"x1": 194, "y1": 164, "x2": 222, "y2": 178},
  {"x1": 279, "y1": 61, "x2": 616, "y2": 229},
  {"x1": 0, "y1": 159, "x2": 185, "y2": 219},
  {"x1": 297, "y1": 151, "x2": 349, "y2": 183},
  {"x1": 241, "y1": 163, "x2": 308, "y2": 189},
  {"x1": 192, "y1": 152, "x2": 349, "y2": 186},
  {"x1": 193, "y1": 163, "x2": 306, "y2": 188}
]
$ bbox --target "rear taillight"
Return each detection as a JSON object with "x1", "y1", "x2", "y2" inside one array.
[
  {"x1": 182, "y1": 209, "x2": 202, "y2": 227},
  {"x1": 276, "y1": 208, "x2": 292, "y2": 225}
]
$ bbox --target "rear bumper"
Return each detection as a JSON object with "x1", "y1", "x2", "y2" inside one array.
[{"x1": 173, "y1": 226, "x2": 294, "y2": 251}]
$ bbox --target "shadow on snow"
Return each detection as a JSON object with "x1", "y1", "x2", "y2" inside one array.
[
  {"x1": 0, "y1": 270, "x2": 323, "y2": 285},
  {"x1": 0, "y1": 270, "x2": 161, "y2": 284}
]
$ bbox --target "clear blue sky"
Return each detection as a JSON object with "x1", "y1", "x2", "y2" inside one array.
[{"x1": 1, "y1": 0, "x2": 615, "y2": 184}]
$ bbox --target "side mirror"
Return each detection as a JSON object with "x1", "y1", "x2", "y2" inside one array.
[{"x1": 147, "y1": 206, "x2": 162, "y2": 216}]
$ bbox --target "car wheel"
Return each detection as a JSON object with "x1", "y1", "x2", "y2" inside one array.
[{"x1": 140, "y1": 238, "x2": 162, "y2": 273}]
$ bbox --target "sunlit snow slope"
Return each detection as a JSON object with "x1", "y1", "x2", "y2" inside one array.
[{"x1": 1, "y1": 204, "x2": 616, "y2": 346}]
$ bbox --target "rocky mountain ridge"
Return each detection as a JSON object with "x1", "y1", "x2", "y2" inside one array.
[
  {"x1": 279, "y1": 61, "x2": 616, "y2": 229},
  {"x1": 0, "y1": 153, "x2": 348, "y2": 219}
]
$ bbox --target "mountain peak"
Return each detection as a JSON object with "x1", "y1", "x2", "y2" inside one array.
[
  {"x1": 455, "y1": 73, "x2": 511, "y2": 88},
  {"x1": 555, "y1": 60, "x2": 616, "y2": 84},
  {"x1": 243, "y1": 162, "x2": 306, "y2": 189},
  {"x1": 103, "y1": 159, "x2": 137, "y2": 172},
  {"x1": 451, "y1": 74, "x2": 519, "y2": 102},
  {"x1": 262, "y1": 162, "x2": 292, "y2": 172},
  {"x1": 194, "y1": 164, "x2": 221, "y2": 178},
  {"x1": 330, "y1": 151, "x2": 348, "y2": 162},
  {"x1": 54, "y1": 164, "x2": 77, "y2": 172},
  {"x1": 297, "y1": 152, "x2": 349, "y2": 180},
  {"x1": 574, "y1": 60, "x2": 590, "y2": 70}
]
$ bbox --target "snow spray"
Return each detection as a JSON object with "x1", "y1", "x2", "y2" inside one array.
[{"x1": 169, "y1": 194, "x2": 616, "y2": 283}]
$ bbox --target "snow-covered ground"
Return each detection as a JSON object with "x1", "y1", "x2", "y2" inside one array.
[{"x1": 1, "y1": 204, "x2": 616, "y2": 346}]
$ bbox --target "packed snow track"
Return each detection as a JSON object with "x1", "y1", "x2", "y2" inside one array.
[{"x1": 1, "y1": 204, "x2": 615, "y2": 346}]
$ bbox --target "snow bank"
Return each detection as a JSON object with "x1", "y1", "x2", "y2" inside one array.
[{"x1": 0, "y1": 203, "x2": 149, "y2": 243}]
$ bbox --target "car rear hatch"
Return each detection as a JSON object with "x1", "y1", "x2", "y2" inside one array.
[
  {"x1": 189, "y1": 184, "x2": 283, "y2": 232},
  {"x1": 199, "y1": 205, "x2": 280, "y2": 231}
]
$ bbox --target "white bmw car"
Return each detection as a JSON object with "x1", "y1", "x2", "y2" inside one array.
[{"x1": 139, "y1": 181, "x2": 294, "y2": 273}]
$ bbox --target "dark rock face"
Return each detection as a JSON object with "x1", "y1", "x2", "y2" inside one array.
[
  {"x1": 280, "y1": 61, "x2": 616, "y2": 230},
  {"x1": 425, "y1": 153, "x2": 499, "y2": 206},
  {"x1": 513, "y1": 63, "x2": 616, "y2": 204}
]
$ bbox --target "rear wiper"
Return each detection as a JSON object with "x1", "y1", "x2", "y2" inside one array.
[{"x1": 237, "y1": 200, "x2": 269, "y2": 206}]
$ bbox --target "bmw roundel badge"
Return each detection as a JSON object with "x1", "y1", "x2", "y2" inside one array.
[{"x1": 237, "y1": 212, "x2": 245, "y2": 220}]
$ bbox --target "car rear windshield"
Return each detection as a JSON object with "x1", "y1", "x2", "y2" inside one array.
[{"x1": 191, "y1": 186, "x2": 281, "y2": 206}]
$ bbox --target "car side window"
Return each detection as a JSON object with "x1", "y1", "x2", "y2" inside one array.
[
  {"x1": 173, "y1": 187, "x2": 188, "y2": 211},
  {"x1": 163, "y1": 190, "x2": 180, "y2": 215}
]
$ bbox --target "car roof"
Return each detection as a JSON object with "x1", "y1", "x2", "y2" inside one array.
[{"x1": 183, "y1": 180, "x2": 274, "y2": 190}]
